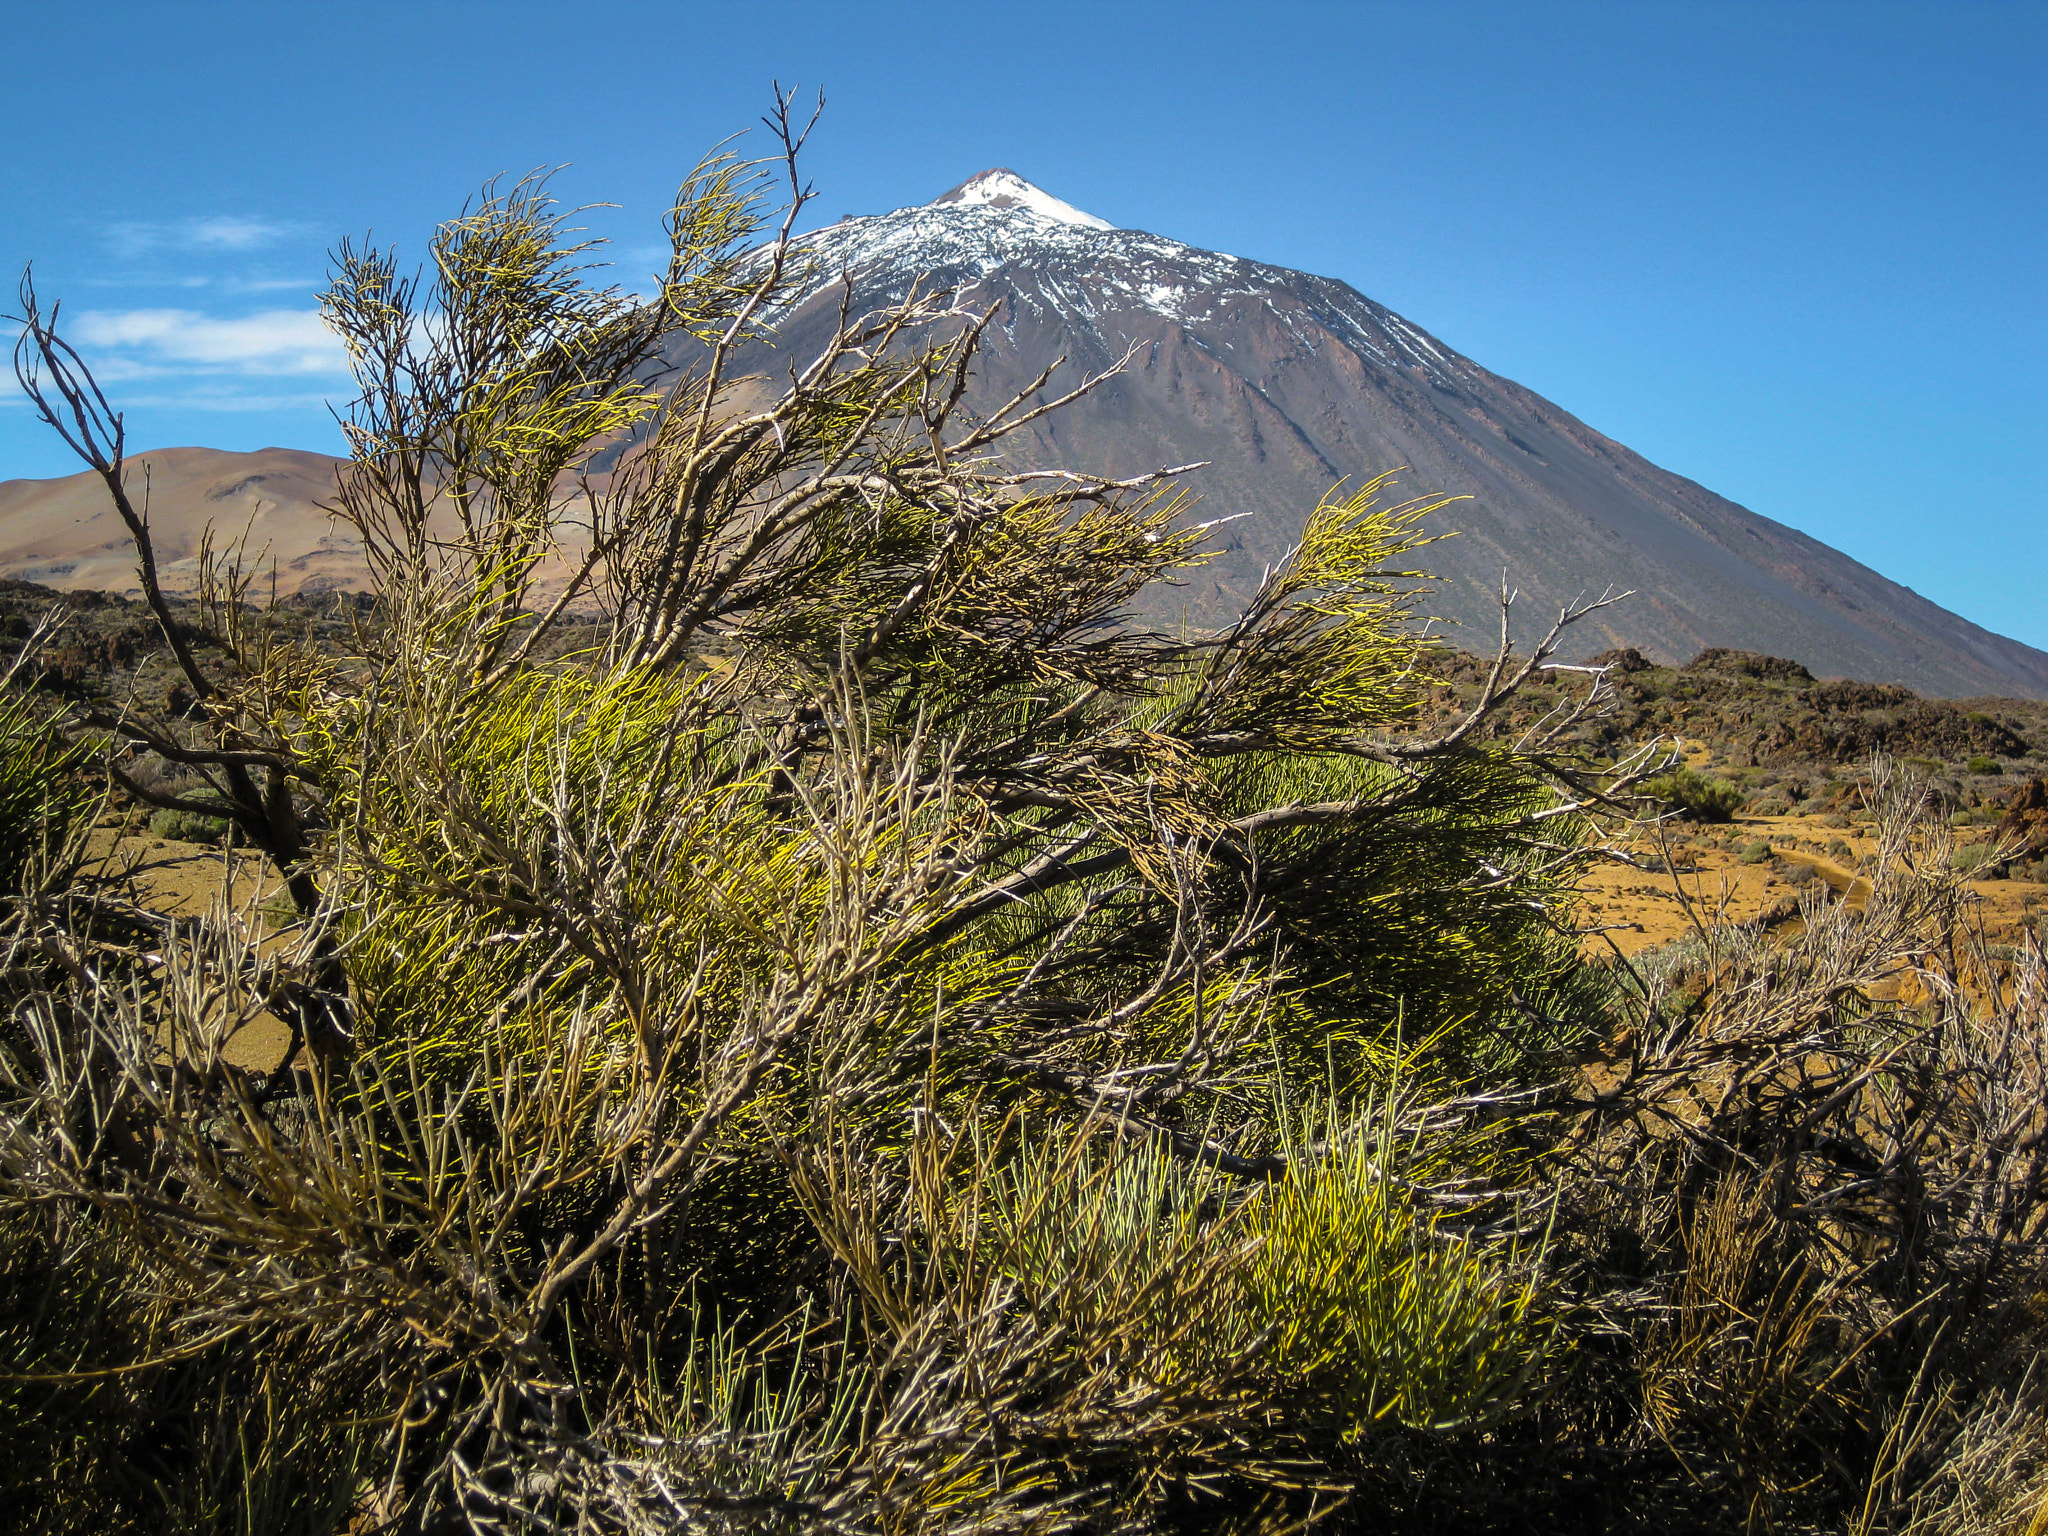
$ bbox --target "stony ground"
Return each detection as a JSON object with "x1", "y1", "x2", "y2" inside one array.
[{"x1": 1413, "y1": 643, "x2": 2048, "y2": 960}]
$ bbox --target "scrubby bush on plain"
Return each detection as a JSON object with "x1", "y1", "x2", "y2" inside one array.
[
  {"x1": 0, "y1": 104, "x2": 1642, "y2": 1533},
  {"x1": 1642, "y1": 765, "x2": 1745, "y2": 822},
  {"x1": 147, "y1": 792, "x2": 234, "y2": 844},
  {"x1": 4, "y1": 106, "x2": 2045, "y2": 1536}
]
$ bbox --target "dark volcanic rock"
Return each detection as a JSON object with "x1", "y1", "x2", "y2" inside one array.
[
  {"x1": 1588, "y1": 647, "x2": 1653, "y2": 674},
  {"x1": 1748, "y1": 694, "x2": 2028, "y2": 765},
  {"x1": 1683, "y1": 649, "x2": 1815, "y2": 684},
  {"x1": 1810, "y1": 680, "x2": 1918, "y2": 711},
  {"x1": 1994, "y1": 778, "x2": 2048, "y2": 864}
]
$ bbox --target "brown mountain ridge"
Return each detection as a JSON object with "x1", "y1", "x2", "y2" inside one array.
[{"x1": 0, "y1": 446, "x2": 362, "y2": 597}]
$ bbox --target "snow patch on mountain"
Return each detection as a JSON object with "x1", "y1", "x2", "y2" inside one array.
[
  {"x1": 771, "y1": 175, "x2": 1477, "y2": 396},
  {"x1": 931, "y1": 169, "x2": 1112, "y2": 230}
]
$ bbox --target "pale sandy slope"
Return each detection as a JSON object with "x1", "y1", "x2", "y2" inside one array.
[
  {"x1": 0, "y1": 445, "x2": 629, "y2": 609},
  {"x1": 0, "y1": 447, "x2": 361, "y2": 598}
]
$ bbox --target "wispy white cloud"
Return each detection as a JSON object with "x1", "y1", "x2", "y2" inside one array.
[
  {"x1": 0, "y1": 382, "x2": 336, "y2": 414},
  {"x1": 109, "y1": 388, "x2": 342, "y2": 413},
  {"x1": 619, "y1": 243, "x2": 683, "y2": 275},
  {"x1": 190, "y1": 217, "x2": 294, "y2": 250},
  {"x1": 79, "y1": 274, "x2": 214, "y2": 290},
  {"x1": 71, "y1": 308, "x2": 346, "y2": 378},
  {"x1": 77, "y1": 273, "x2": 321, "y2": 298},
  {"x1": 105, "y1": 216, "x2": 308, "y2": 257}
]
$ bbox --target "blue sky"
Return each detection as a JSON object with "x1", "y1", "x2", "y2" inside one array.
[{"x1": 4, "y1": 0, "x2": 2043, "y2": 648}]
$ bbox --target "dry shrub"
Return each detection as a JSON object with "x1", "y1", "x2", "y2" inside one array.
[
  {"x1": 3, "y1": 113, "x2": 1631, "y2": 1534},
  {"x1": 1552, "y1": 760, "x2": 2048, "y2": 1533},
  {"x1": 22, "y1": 100, "x2": 2046, "y2": 1536}
]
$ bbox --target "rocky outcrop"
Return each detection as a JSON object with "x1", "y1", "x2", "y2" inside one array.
[
  {"x1": 1748, "y1": 696, "x2": 2028, "y2": 765},
  {"x1": 1683, "y1": 649, "x2": 1815, "y2": 684},
  {"x1": 1994, "y1": 778, "x2": 2048, "y2": 869}
]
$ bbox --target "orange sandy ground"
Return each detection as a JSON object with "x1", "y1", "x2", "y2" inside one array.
[
  {"x1": 84, "y1": 822, "x2": 297, "y2": 1071},
  {"x1": 1575, "y1": 809, "x2": 2046, "y2": 957}
]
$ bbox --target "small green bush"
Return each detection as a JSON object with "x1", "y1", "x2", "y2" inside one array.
[
  {"x1": 258, "y1": 886, "x2": 301, "y2": 929},
  {"x1": 1966, "y1": 755, "x2": 2004, "y2": 775},
  {"x1": 1950, "y1": 843, "x2": 1997, "y2": 877},
  {"x1": 1242, "y1": 1115, "x2": 1552, "y2": 1431},
  {"x1": 0, "y1": 696, "x2": 87, "y2": 896},
  {"x1": 1739, "y1": 841, "x2": 1773, "y2": 864},
  {"x1": 148, "y1": 797, "x2": 234, "y2": 845},
  {"x1": 1643, "y1": 766, "x2": 1745, "y2": 823}
]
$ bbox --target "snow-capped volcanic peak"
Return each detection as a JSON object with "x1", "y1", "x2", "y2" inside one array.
[{"x1": 931, "y1": 169, "x2": 1113, "y2": 231}]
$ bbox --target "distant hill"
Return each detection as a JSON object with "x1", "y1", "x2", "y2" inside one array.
[
  {"x1": 0, "y1": 446, "x2": 614, "y2": 609},
  {"x1": 0, "y1": 446, "x2": 360, "y2": 598}
]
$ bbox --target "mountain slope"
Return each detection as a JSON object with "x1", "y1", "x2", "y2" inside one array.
[
  {"x1": 2, "y1": 172, "x2": 2038, "y2": 697},
  {"x1": 0, "y1": 447, "x2": 589, "y2": 605},
  {"x1": 0, "y1": 447, "x2": 359, "y2": 597},
  {"x1": 741, "y1": 171, "x2": 2048, "y2": 698}
]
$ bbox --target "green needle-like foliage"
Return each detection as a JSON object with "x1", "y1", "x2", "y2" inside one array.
[
  {"x1": 0, "y1": 102, "x2": 1623, "y2": 1525},
  {"x1": 21, "y1": 100, "x2": 2034, "y2": 1536},
  {"x1": 1239, "y1": 1098, "x2": 1552, "y2": 1434},
  {"x1": 0, "y1": 689, "x2": 88, "y2": 899}
]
